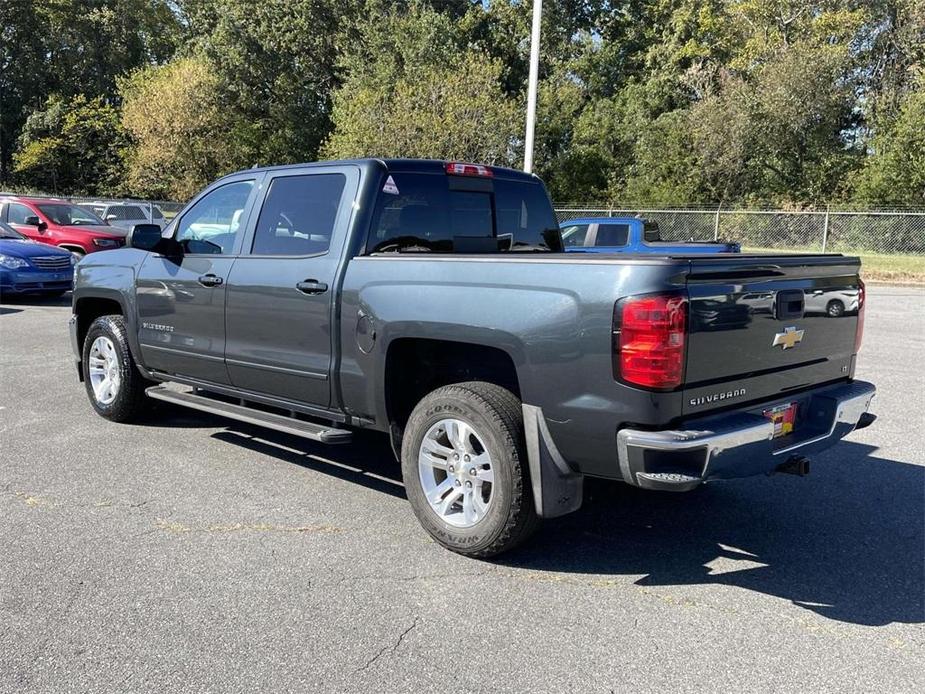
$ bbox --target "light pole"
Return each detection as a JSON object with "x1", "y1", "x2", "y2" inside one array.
[{"x1": 523, "y1": 0, "x2": 542, "y2": 173}]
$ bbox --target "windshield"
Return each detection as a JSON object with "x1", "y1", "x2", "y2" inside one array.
[
  {"x1": 367, "y1": 173, "x2": 562, "y2": 253},
  {"x1": 37, "y1": 203, "x2": 104, "y2": 226},
  {"x1": 0, "y1": 221, "x2": 25, "y2": 239}
]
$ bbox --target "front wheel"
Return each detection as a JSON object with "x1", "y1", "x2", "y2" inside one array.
[
  {"x1": 82, "y1": 315, "x2": 150, "y2": 422},
  {"x1": 401, "y1": 381, "x2": 539, "y2": 558},
  {"x1": 826, "y1": 300, "x2": 845, "y2": 317}
]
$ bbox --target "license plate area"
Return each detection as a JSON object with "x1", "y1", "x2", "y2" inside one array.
[{"x1": 764, "y1": 402, "x2": 797, "y2": 439}]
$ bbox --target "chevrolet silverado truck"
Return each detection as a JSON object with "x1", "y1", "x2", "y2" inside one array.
[{"x1": 69, "y1": 159, "x2": 876, "y2": 557}]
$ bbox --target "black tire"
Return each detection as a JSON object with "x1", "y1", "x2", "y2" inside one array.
[
  {"x1": 826, "y1": 299, "x2": 845, "y2": 317},
  {"x1": 401, "y1": 381, "x2": 540, "y2": 558},
  {"x1": 82, "y1": 315, "x2": 151, "y2": 422}
]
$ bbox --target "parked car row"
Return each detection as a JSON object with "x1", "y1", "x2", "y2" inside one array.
[
  {"x1": 0, "y1": 197, "x2": 165, "y2": 299},
  {"x1": 1, "y1": 198, "x2": 739, "y2": 302}
]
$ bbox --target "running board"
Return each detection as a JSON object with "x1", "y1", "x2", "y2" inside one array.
[{"x1": 145, "y1": 386, "x2": 352, "y2": 444}]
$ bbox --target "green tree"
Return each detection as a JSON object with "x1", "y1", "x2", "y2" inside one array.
[
  {"x1": 12, "y1": 95, "x2": 127, "y2": 195},
  {"x1": 36, "y1": 0, "x2": 181, "y2": 97},
  {"x1": 853, "y1": 80, "x2": 925, "y2": 204},
  {"x1": 1, "y1": 0, "x2": 181, "y2": 185},
  {"x1": 0, "y1": 0, "x2": 51, "y2": 181},
  {"x1": 323, "y1": 2, "x2": 519, "y2": 165},
  {"x1": 191, "y1": 0, "x2": 361, "y2": 166},
  {"x1": 119, "y1": 57, "x2": 247, "y2": 200}
]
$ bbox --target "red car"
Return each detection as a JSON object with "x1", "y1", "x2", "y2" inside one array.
[{"x1": 0, "y1": 197, "x2": 126, "y2": 258}]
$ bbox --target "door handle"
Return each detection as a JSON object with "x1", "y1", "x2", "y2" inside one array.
[
  {"x1": 296, "y1": 279, "x2": 328, "y2": 295},
  {"x1": 198, "y1": 274, "x2": 224, "y2": 287}
]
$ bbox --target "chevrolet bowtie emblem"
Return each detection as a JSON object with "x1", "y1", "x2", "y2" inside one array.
[{"x1": 773, "y1": 326, "x2": 804, "y2": 350}]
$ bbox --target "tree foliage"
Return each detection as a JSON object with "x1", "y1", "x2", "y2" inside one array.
[
  {"x1": 322, "y1": 2, "x2": 519, "y2": 165},
  {"x1": 3, "y1": 0, "x2": 924, "y2": 206},
  {"x1": 119, "y1": 57, "x2": 247, "y2": 201},
  {"x1": 13, "y1": 95, "x2": 127, "y2": 195}
]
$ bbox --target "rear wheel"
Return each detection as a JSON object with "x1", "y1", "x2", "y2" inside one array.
[
  {"x1": 82, "y1": 315, "x2": 151, "y2": 422},
  {"x1": 401, "y1": 381, "x2": 539, "y2": 558}
]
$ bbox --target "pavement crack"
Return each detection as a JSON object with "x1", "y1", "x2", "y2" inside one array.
[{"x1": 354, "y1": 616, "x2": 419, "y2": 673}]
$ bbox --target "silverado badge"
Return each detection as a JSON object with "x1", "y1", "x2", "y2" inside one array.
[{"x1": 772, "y1": 326, "x2": 804, "y2": 350}]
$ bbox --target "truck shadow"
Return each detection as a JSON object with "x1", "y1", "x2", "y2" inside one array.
[
  {"x1": 506, "y1": 441, "x2": 924, "y2": 628},
  {"x1": 211, "y1": 427, "x2": 407, "y2": 500},
  {"x1": 195, "y1": 414, "x2": 920, "y2": 628}
]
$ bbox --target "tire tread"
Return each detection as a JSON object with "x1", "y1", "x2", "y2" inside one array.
[{"x1": 402, "y1": 381, "x2": 539, "y2": 558}]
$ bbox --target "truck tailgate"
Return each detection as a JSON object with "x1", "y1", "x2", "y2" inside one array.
[{"x1": 682, "y1": 254, "x2": 862, "y2": 416}]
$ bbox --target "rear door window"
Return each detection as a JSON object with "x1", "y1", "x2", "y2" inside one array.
[
  {"x1": 6, "y1": 203, "x2": 34, "y2": 224},
  {"x1": 122, "y1": 205, "x2": 145, "y2": 219},
  {"x1": 251, "y1": 173, "x2": 346, "y2": 256}
]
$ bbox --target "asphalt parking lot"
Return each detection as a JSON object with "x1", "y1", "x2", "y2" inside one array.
[{"x1": 1, "y1": 285, "x2": 923, "y2": 692}]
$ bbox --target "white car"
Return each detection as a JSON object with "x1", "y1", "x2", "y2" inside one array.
[
  {"x1": 79, "y1": 202, "x2": 165, "y2": 231},
  {"x1": 804, "y1": 288, "x2": 860, "y2": 317}
]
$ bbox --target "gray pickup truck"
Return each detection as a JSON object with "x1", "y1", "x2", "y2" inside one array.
[{"x1": 69, "y1": 159, "x2": 876, "y2": 557}]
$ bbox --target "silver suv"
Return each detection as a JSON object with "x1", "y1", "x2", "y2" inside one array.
[{"x1": 79, "y1": 202, "x2": 164, "y2": 231}]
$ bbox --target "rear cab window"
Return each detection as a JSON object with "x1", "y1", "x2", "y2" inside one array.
[
  {"x1": 595, "y1": 224, "x2": 629, "y2": 247},
  {"x1": 366, "y1": 170, "x2": 561, "y2": 254}
]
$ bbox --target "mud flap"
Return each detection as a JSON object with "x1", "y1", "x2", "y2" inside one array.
[{"x1": 522, "y1": 404, "x2": 583, "y2": 518}]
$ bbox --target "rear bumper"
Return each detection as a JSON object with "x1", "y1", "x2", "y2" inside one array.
[{"x1": 617, "y1": 380, "x2": 876, "y2": 491}]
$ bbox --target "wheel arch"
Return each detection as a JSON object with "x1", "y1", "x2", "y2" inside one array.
[
  {"x1": 383, "y1": 337, "x2": 521, "y2": 457},
  {"x1": 58, "y1": 243, "x2": 88, "y2": 255}
]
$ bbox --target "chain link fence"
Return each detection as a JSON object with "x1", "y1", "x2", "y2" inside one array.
[
  {"x1": 5, "y1": 191, "x2": 925, "y2": 256},
  {"x1": 555, "y1": 205, "x2": 925, "y2": 255}
]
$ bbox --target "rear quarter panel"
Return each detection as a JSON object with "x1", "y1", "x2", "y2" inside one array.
[{"x1": 338, "y1": 254, "x2": 688, "y2": 477}]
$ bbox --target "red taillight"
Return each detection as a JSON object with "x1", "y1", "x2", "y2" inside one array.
[
  {"x1": 855, "y1": 278, "x2": 866, "y2": 353},
  {"x1": 445, "y1": 162, "x2": 494, "y2": 177},
  {"x1": 614, "y1": 293, "x2": 688, "y2": 389}
]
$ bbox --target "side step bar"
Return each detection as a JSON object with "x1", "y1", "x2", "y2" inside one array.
[{"x1": 146, "y1": 386, "x2": 352, "y2": 444}]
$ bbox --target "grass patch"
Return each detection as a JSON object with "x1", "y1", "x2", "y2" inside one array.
[{"x1": 741, "y1": 247, "x2": 925, "y2": 284}]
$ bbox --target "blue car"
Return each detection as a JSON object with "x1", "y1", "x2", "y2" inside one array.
[
  {"x1": 0, "y1": 221, "x2": 76, "y2": 297},
  {"x1": 560, "y1": 216, "x2": 740, "y2": 254}
]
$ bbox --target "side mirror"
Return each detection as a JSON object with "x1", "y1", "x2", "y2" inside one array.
[
  {"x1": 126, "y1": 224, "x2": 164, "y2": 251},
  {"x1": 24, "y1": 215, "x2": 41, "y2": 226},
  {"x1": 106, "y1": 214, "x2": 118, "y2": 221}
]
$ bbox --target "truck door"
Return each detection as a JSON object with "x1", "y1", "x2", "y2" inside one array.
[
  {"x1": 223, "y1": 166, "x2": 358, "y2": 407},
  {"x1": 135, "y1": 176, "x2": 260, "y2": 384}
]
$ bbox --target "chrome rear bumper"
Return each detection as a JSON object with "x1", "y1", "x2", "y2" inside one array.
[{"x1": 617, "y1": 380, "x2": 876, "y2": 491}]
